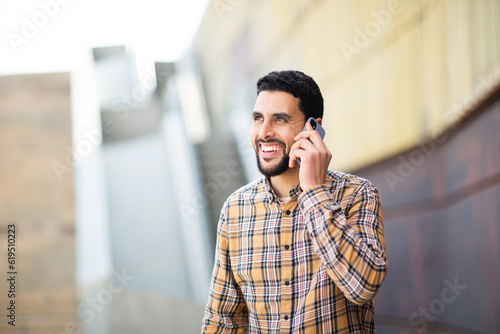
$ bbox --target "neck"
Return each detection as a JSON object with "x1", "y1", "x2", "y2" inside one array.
[{"x1": 269, "y1": 166, "x2": 300, "y2": 198}]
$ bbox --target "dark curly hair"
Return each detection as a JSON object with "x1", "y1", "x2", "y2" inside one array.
[{"x1": 256, "y1": 70, "x2": 324, "y2": 120}]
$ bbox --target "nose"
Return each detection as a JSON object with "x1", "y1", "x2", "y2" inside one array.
[{"x1": 259, "y1": 120, "x2": 274, "y2": 140}]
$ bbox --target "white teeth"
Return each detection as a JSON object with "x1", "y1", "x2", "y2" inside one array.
[{"x1": 261, "y1": 145, "x2": 281, "y2": 152}]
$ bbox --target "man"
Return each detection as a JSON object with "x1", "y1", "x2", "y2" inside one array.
[{"x1": 201, "y1": 70, "x2": 388, "y2": 333}]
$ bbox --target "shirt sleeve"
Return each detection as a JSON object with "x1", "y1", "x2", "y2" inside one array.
[
  {"x1": 298, "y1": 180, "x2": 388, "y2": 305},
  {"x1": 201, "y1": 205, "x2": 248, "y2": 334}
]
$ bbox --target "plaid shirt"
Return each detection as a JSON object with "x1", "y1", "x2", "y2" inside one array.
[{"x1": 202, "y1": 170, "x2": 388, "y2": 334}]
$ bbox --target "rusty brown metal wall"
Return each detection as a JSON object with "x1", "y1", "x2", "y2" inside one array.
[{"x1": 354, "y1": 91, "x2": 500, "y2": 333}]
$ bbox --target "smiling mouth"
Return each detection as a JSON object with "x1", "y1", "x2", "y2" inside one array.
[{"x1": 260, "y1": 143, "x2": 283, "y2": 153}]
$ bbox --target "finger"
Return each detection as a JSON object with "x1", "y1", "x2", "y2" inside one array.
[
  {"x1": 290, "y1": 140, "x2": 318, "y2": 163},
  {"x1": 288, "y1": 148, "x2": 302, "y2": 168},
  {"x1": 294, "y1": 126, "x2": 322, "y2": 143},
  {"x1": 294, "y1": 121, "x2": 312, "y2": 140},
  {"x1": 290, "y1": 138, "x2": 316, "y2": 157}
]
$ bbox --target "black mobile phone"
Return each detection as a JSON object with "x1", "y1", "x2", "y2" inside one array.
[{"x1": 296, "y1": 117, "x2": 325, "y2": 165}]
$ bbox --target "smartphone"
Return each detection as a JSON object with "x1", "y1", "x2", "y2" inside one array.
[{"x1": 296, "y1": 117, "x2": 325, "y2": 165}]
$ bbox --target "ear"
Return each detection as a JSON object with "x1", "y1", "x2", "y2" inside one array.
[{"x1": 315, "y1": 118, "x2": 322, "y2": 126}]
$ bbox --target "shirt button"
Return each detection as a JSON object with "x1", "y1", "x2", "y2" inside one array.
[
  {"x1": 284, "y1": 315, "x2": 289, "y2": 320},
  {"x1": 285, "y1": 210, "x2": 291, "y2": 215},
  {"x1": 284, "y1": 245, "x2": 290, "y2": 250},
  {"x1": 284, "y1": 281, "x2": 290, "y2": 286}
]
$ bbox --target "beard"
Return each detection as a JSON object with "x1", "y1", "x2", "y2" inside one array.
[{"x1": 254, "y1": 139, "x2": 290, "y2": 177}]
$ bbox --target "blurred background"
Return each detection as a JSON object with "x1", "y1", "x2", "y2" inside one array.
[{"x1": 0, "y1": 0, "x2": 499, "y2": 333}]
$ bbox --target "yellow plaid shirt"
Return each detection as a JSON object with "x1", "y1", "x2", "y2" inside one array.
[{"x1": 202, "y1": 170, "x2": 388, "y2": 333}]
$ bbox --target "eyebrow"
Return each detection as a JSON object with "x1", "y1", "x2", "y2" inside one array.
[
  {"x1": 252, "y1": 111, "x2": 293, "y2": 121},
  {"x1": 252, "y1": 111, "x2": 261, "y2": 119}
]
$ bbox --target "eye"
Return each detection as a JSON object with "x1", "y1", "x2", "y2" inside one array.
[
  {"x1": 276, "y1": 116, "x2": 285, "y2": 122},
  {"x1": 252, "y1": 114, "x2": 263, "y2": 123}
]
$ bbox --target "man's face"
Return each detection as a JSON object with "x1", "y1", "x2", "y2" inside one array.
[{"x1": 251, "y1": 90, "x2": 306, "y2": 178}]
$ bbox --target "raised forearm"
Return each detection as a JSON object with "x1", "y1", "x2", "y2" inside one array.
[{"x1": 299, "y1": 184, "x2": 388, "y2": 304}]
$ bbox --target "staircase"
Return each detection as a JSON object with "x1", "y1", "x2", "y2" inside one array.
[{"x1": 197, "y1": 135, "x2": 247, "y2": 235}]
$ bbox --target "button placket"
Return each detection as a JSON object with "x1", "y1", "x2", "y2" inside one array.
[{"x1": 280, "y1": 200, "x2": 296, "y2": 331}]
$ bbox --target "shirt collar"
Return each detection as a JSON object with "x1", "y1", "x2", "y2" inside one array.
[{"x1": 263, "y1": 177, "x2": 303, "y2": 201}]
